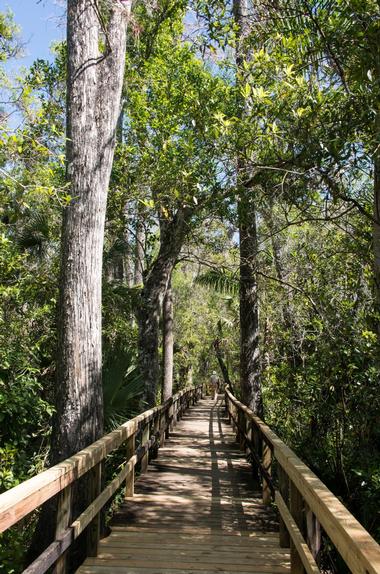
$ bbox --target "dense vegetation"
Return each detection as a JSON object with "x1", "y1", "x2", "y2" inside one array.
[{"x1": 0, "y1": 1, "x2": 379, "y2": 571}]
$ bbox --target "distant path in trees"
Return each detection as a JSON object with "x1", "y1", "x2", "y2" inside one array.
[{"x1": 77, "y1": 397, "x2": 289, "y2": 574}]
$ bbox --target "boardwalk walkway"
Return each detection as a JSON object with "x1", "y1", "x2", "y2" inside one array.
[{"x1": 77, "y1": 396, "x2": 291, "y2": 574}]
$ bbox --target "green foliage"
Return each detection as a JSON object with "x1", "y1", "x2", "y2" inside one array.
[
  {"x1": 103, "y1": 342, "x2": 143, "y2": 426},
  {"x1": 196, "y1": 268, "x2": 239, "y2": 296}
]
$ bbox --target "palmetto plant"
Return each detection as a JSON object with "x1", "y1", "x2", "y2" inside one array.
[
  {"x1": 196, "y1": 268, "x2": 239, "y2": 296},
  {"x1": 103, "y1": 343, "x2": 145, "y2": 429},
  {"x1": 16, "y1": 212, "x2": 51, "y2": 259}
]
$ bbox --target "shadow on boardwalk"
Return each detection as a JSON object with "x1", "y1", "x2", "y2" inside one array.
[{"x1": 77, "y1": 396, "x2": 290, "y2": 574}]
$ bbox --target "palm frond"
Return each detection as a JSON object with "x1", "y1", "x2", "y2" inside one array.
[
  {"x1": 103, "y1": 344, "x2": 144, "y2": 428},
  {"x1": 196, "y1": 269, "x2": 239, "y2": 296},
  {"x1": 16, "y1": 212, "x2": 51, "y2": 257}
]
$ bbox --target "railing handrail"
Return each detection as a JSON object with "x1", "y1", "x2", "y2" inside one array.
[
  {"x1": 225, "y1": 386, "x2": 380, "y2": 574},
  {"x1": 0, "y1": 383, "x2": 204, "y2": 574}
]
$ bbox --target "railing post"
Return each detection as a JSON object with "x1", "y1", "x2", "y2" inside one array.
[
  {"x1": 251, "y1": 423, "x2": 262, "y2": 488},
  {"x1": 305, "y1": 502, "x2": 321, "y2": 559},
  {"x1": 262, "y1": 441, "x2": 273, "y2": 505},
  {"x1": 141, "y1": 422, "x2": 150, "y2": 474},
  {"x1": 278, "y1": 465, "x2": 291, "y2": 548},
  {"x1": 226, "y1": 395, "x2": 231, "y2": 424},
  {"x1": 232, "y1": 404, "x2": 237, "y2": 432},
  {"x1": 86, "y1": 462, "x2": 102, "y2": 557},
  {"x1": 160, "y1": 409, "x2": 166, "y2": 447},
  {"x1": 290, "y1": 480, "x2": 306, "y2": 574},
  {"x1": 238, "y1": 410, "x2": 246, "y2": 451},
  {"x1": 125, "y1": 433, "x2": 135, "y2": 498},
  {"x1": 52, "y1": 484, "x2": 72, "y2": 574},
  {"x1": 166, "y1": 399, "x2": 173, "y2": 438},
  {"x1": 177, "y1": 396, "x2": 183, "y2": 420},
  {"x1": 150, "y1": 413, "x2": 160, "y2": 460},
  {"x1": 235, "y1": 407, "x2": 241, "y2": 444}
]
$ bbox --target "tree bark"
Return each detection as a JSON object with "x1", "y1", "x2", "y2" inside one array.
[
  {"x1": 138, "y1": 208, "x2": 192, "y2": 407},
  {"x1": 135, "y1": 203, "x2": 145, "y2": 285},
  {"x1": 55, "y1": 0, "x2": 129, "y2": 466},
  {"x1": 27, "y1": 1, "x2": 130, "y2": 568},
  {"x1": 162, "y1": 277, "x2": 174, "y2": 401},
  {"x1": 374, "y1": 106, "x2": 380, "y2": 341},
  {"x1": 234, "y1": 0, "x2": 263, "y2": 416},
  {"x1": 122, "y1": 203, "x2": 134, "y2": 286},
  {"x1": 239, "y1": 194, "x2": 262, "y2": 414},
  {"x1": 213, "y1": 340, "x2": 232, "y2": 389}
]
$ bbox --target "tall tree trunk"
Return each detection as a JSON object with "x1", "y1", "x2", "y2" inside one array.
[
  {"x1": 234, "y1": 0, "x2": 263, "y2": 415},
  {"x1": 27, "y1": 1, "x2": 130, "y2": 567},
  {"x1": 122, "y1": 203, "x2": 134, "y2": 287},
  {"x1": 55, "y1": 0, "x2": 129, "y2": 469},
  {"x1": 138, "y1": 208, "x2": 192, "y2": 407},
  {"x1": 239, "y1": 195, "x2": 262, "y2": 414},
  {"x1": 374, "y1": 106, "x2": 380, "y2": 342},
  {"x1": 116, "y1": 109, "x2": 134, "y2": 287},
  {"x1": 162, "y1": 277, "x2": 174, "y2": 401},
  {"x1": 135, "y1": 203, "x2": 145, "y2": 285}
]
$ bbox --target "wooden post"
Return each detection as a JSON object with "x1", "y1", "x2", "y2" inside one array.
[
  {"x1": 226, "y1": 397, "x2": 231, "y2": 424},
  {"x1": 278, "y1": 465, "x2": 290, "y2": 548},
  {"x1": 235, "y1": 408, "x2": 241, "y2": 442},
  {"x1": 86, "y1": 462, "x2": 102, "y2": 557},
  {"x1": 262, "y1": 440, "x2": 272, "y2": 505},
  {"x1": 290, "y1": 480, "x2": 306, "y2": 574},
  {"x1": 52, "y1": 484, "x2": 72, "y2": 574},
  {"x1": 141, "y1": 422, "x2": 150, "y2": 474},
  {"x1": 306, "y1": 503, "x2": 321, "y2": 559},
  {"x1": 252, "y1": 424, "x2": 261, "y2": 488},
  {"x1": 238, "y1": 410, "x2": 246, "y2": 451},
  {"x1": 151, "y1": 414, "x2": 160, "y2": 460},
  {"x1": 170, "y1": 400, "x2": 176, "y2": 430},
  {"x1": 232, "y1": 405, "x2": 237, "y2": 431},
  {"x1": 160, "y1": 410, "x2": 166, "y2": 447},
  {"x1": 165, "y1": 398, "x2": 174, "y2": 439},
  {"x1": 177, "y1": 396, "x2": 182, "y2": 420},
  {"x1": 125, "y1": 434, "x2": 135, "y2": 498}
]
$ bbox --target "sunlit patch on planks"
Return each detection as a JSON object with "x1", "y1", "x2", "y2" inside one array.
[{"x1": 76, "y1": 397, "x2": 290, "y2": 574}]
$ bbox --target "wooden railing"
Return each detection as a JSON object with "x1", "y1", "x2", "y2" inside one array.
[
  {"x1": 224, "y1": 386, "x2": 380, "y2": 574},
  {"x1": 0, "y1": 384, "x2": 204, "y2": 574}
]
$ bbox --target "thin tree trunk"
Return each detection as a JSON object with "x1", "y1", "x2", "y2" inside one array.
[
  {"x1": 373, "y1": 107, "x2": 380, "y2": 342},
  {"x1": 116, "y1": 109, "x2": 134, "y2": 287},
  {"x1": 122, "y1": 203, "x2": 134, "y2": 287},
  {"x1": 28, "y1": 1, "x2": 130, "y2": 567},
  {"x1": 162, "y1": 277, "x2": 174, "y2": 401},
  {"x1": 135, "y1": 203, "x2": 145, "y2": 285},
  {"x1": 213, "y1": 340, "x2": 232, "y2": 389},
  {"x1": 239, "y1": 195, "x2": 262, "y2": 414},
  {"x1": 234, "y1": 0, "x2": 263, "y2": 416}
]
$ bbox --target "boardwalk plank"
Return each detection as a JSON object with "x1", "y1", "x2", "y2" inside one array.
[{"x1": 77, "y1": 397, "x2": 290, "y2": 574}]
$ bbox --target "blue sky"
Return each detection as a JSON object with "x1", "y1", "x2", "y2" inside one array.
[{"x1": 4, "y1": 0, "x2": 65, "y2": 70}]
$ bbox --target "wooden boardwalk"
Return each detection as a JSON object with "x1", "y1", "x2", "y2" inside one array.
[{"x1": 77, "y1": 396, "x2": 291, "y2": 574}]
